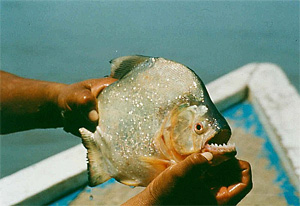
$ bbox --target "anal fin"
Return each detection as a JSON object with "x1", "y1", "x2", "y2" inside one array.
[
  {"x1": 79, "y1": 127, "x2": 111, "y2": 186},
  {"x1": 120, "y1": 179, "x2": 141, "y2": 187}
]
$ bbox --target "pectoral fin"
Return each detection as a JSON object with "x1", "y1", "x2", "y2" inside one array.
[
  {"x1": 140, "y1": 156, "x2": 172, "y2": 173},
  {"x1": 79, "y1": 128, "x2": 111, "y2": 186}
]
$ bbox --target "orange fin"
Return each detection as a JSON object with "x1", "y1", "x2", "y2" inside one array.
[
  {"x1": 154, "y1": 133, "x2": 172, "y2": 160},
  {"x1": 140, "y1": 156, "x2": 172, "y2": 173}
]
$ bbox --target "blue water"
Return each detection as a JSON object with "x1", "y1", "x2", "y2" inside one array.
[{"x1": 1, "y1": 1, "x2": 299, "y2": 177}]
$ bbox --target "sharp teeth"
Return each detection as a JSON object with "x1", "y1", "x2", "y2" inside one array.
[{"x1": 209, "y1": 143, "x2": 237, "y2": 148}]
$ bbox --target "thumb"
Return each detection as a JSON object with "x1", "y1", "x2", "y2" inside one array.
[
  {"x1": 82, "y1": 77, "x2": 117, "y2": 122},
  {"x1": 76, "y1": 89, "x2": 99, "y2": 122},
  {"x1": 90, "y1": 77, "x2": 117, "y2": 97},
  {"x1": 170, "y1": 152, "x2": 213, "y2": 180}
]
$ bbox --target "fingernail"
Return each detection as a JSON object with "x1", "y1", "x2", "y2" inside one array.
[
  {"x1": 201, "y1": 152, "x2": 213, "y2": 161},
  {"x1": 88, "y1": 110, "x2": 99, "y2": 122}
]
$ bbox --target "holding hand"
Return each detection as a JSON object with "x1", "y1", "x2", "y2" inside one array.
[
  {"x1": 57, "y1": 77, "x2": 116, "y2": 136},
  {"x1": 0, "y1": 71, "x2": 116, "y2": 135},
  {"x1": 123, "y1": 153, "x2": 252, "y2": 205}
]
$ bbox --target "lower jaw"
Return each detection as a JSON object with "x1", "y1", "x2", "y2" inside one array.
[{"x1": 200, "y1": 145, "x2": 237, "y2": 166}]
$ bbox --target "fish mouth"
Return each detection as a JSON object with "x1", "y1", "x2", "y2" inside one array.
[
  {"x1": 201, "y1": 142, "x2": 236, "y2": 155},
  {"x1": 201, "y1": 128, "x2": 237, "y2": 165},
  {"x1": 200, "y1": 143, "x2": 237, "y2": 166}
]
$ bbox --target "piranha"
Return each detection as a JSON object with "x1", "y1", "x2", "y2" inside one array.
[{"x1": 79, "y1": 55, "x2": 236, "y2": 187}]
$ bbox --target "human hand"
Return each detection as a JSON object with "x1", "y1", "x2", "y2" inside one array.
[
  {"x1": 123, "y1": 153, "x2": 252, "y2": 205},
  {"x1": 57, "y1": 77, "x2": 117, "y2": 136},
  {"x1": 203, "y1": 158, "x2": 252, "y2": 205}
]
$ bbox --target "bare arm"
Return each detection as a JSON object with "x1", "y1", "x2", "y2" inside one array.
[{"x1": 0, "y1": 71, "x2": 116, "y2": 136}]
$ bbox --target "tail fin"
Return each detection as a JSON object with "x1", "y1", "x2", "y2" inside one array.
[{"x1": 79, "y1": 127, "x2": 111, "y2": 186}]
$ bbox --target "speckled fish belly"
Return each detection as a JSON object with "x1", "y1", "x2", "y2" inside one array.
[{"x1": 79, "y1": 55, "x2": 236, "y2": 187}]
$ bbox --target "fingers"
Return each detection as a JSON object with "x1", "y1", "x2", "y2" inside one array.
[
  {"x1": 88, "y1": 110, "x2": 98, "y2": 122},
  {"x1": 216, "y1": 160, "x2": 252, "y2": 205},
  {"x1": 69, "y1": 78, "x2": 113, "y2": 118},
  {"x1": 88, "y1": 77, "x2": 117, "y2": 97},
  {"x1": 240, "y1": 160, "x2": 252, "y2": 187},
  {"x1": 62, "y1": 89, "x2": 97, "y2": 136},
  {"x1": 146, "y1": 157, "x2": 251, "y2": 205},
  {"x1": 77, "y1": 89, "x2": 98, "y2": 118},
  {"x1": 174, "y1": 152, "x2": 212, "y2": 179},
  {"x1": 227, "y1": 160, "x2": 252, "y2": 205},
  {"x1": 84, "y1": 77, "x2": 117, "y2": 122},
  {"x1": 201, "y1": 152, "x2": 214, "y2": 161},
  {"x1": 147, "y1": 152, "x2": 217, "y2": 205},
  {"x1": 150, "y1": 152, "x2": 212, "y2": 196},
  {"x1": 60, "y1": 77, "x2": 117, "y2": 136}
]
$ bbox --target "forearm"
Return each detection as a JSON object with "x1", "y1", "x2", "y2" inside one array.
[
  {"x1": 0, "y1": 71, "x2": 66, "y2": 134},
  {"x1": 122, "y1": 189, "x2": 156, "y2": 206}
]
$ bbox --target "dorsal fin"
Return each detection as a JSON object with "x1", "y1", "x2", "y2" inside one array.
[{"x1": 109, "y1": 55, "x2": 150, "y2": 79}]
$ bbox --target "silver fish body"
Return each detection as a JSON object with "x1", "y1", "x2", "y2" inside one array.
[{"x1": 80, "y1": 56, "x2": 235, "y2": 187}]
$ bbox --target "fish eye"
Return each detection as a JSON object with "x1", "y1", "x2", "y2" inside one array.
[{"x1": 194, "y1": 123, "x2": 204, "y2": 135}]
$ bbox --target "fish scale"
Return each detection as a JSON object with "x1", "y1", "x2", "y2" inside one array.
[{"x1": 99, "y1": 58, "x2": 201, "y2": 155}]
